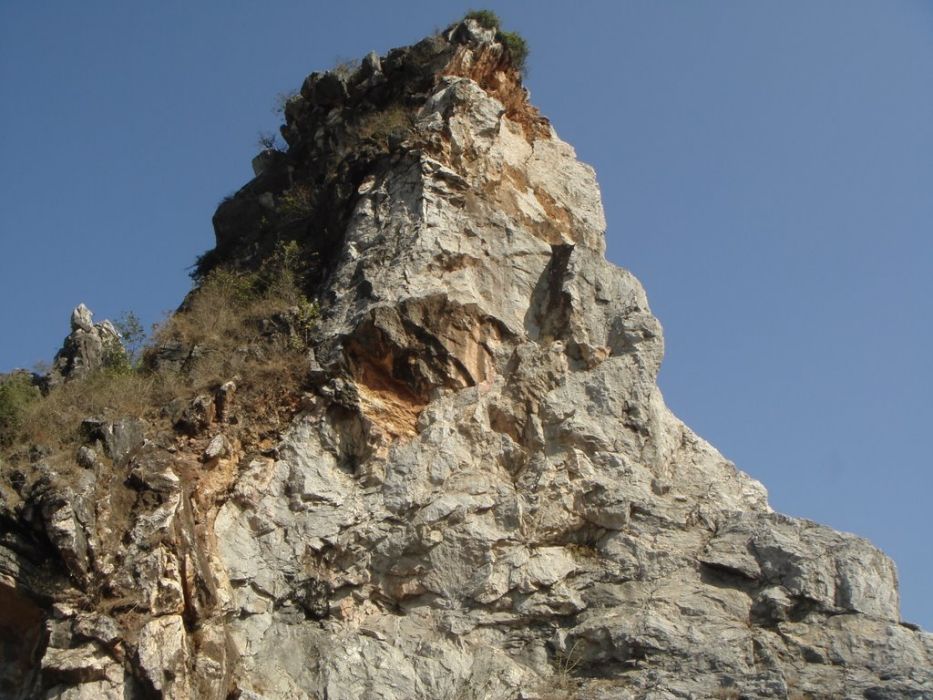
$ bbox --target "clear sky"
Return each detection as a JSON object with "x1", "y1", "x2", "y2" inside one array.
[{"x1": 1, "y1": 2, "x2": 930, "y2": 628}]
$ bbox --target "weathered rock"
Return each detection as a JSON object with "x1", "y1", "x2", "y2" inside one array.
[
  {"x1": 251, "y1": 148, "x2": 281, "y2": 177},
  {"x1": 70, "y1": 303, "x2": 94, "y2": 333},
  {"x1": 174, "y1": 394, "x2": 216, "y2": 435},
  {"x1": 48, "y1": 305, "x2": 125, "y2": 384},
  {"x1": 145, "y1": 338, "x2": 202, "y2": 373},
  {"x1": 137, "y1": 615, "x2": 192, "y2": 697},
  {"x1": 202, "y1": 434, "x2": 230, "y2": 461},
  {"x1": 214, "y1": 380, "x2": 237, "y2": 422},
  {"x1": 30, "y1": 469, "x2": 97, "y2": 588},
  {"x1": 75, "y1": 446, "x2": 98, "y2": 470},
  {"x1": 81, "y1": 418, "x2": 145, "y2": 464},
  {"x1": 6, "y1": 16, "x2": 929, "y2": 700},
  {"x1": 0, "y1": 582, "x2": 46, "y2": 698}
]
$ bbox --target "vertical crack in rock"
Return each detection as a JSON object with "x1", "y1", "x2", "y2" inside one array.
[{"x1": 526, "y1": 243, "x2": 575, "y2": 344}]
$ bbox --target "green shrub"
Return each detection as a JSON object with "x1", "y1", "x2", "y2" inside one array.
[
  {"x1": 497, "y1": 30, "x2": 529, "y2": 73},
  {"x1": 277, "y1": 184, "x2": 315, "y2": 223},
  {"x1": 464, "y1": 9, "x2": 500, "y2": 29},
  {"x1": 101, "y1": 335, "x2": 132, "y2": 375},
  {"x1": 290, "y1": 298, "x2": 320, "y2": 351},
  {"x1": 114, "y1": 311, "x2": 145, "y2": 363},
  {"x1": 0, "y1": 373, "x2": 39, "y2": 446},
  {"x1": 199, "y1": 267, "x2": 259, "y2": 305},
  {"x1": 99, "y1": 311, "x2": 147, "y2": 375},
  {"x1": 259, "y1": 239, "x2": 311, "y2": 302}
]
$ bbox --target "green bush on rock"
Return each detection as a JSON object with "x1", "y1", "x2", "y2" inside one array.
[
  {"x1": 497, "y1": 30, "x2": 529, "y2": 73},
  {"x1": 464, "y1": 9, "x2": 500, "y2": 29},
  {"x1": 462, "y1": 10, "x2": 529, "y2": 74}
]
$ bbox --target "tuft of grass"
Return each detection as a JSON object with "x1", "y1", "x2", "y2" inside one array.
[
  {"x1": 357, "y1": 104, "x2": 415, "y2": 150},
  {"x1": 0, "y1": 373, "x2": 40, "y2": 447},
  {"x1": 535, "y1": 639, "x2": 585, "y2": 699}
]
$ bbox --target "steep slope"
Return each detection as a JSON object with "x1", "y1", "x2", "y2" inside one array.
[{"x1": 1, "y1": 16, "x2": 930, "y2": 700}]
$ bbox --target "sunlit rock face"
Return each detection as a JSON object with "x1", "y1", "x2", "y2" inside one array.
[{"x1": 4, "y1": 17, "x2": 930, "y2": 700}]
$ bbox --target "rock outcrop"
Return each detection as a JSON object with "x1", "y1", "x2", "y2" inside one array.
[
  {"x1": 1, "y1": 16, "x2": 929, "y2": 700},
  {"x1": 47, "y1": 304, "x2": 124, "y2": 386}
]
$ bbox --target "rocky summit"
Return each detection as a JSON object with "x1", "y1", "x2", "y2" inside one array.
[{"x1": 1, "y1": 15, "x2": 930, "y2": 700}]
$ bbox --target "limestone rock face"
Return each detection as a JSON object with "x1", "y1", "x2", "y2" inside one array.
[
  {"x1": 48, "y1": 304, "x2": 124, "y2": 384},
  {"x1": 2, "y1": 17, "x2": 930, "y2": 700}
]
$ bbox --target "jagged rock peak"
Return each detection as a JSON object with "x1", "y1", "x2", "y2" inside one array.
[
  {"x1": 48, "y1": 304, "x2": 124, "y2": 385},
  {"x1": 198, "y1": 14, "x2": 570, "y2": 282},
  {"x1": 70, "y1": 303, "x2": 94, "y2": 333},
  {"x1": 2, "y1": 14, "x2": 930, "y2": 700}
]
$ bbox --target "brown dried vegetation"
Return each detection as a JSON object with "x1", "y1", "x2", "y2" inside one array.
[
  {"x1": 443, "y1": 42, "x2": 549, "y2": 142},
  {"x1": 0, "y1": 255, "x2": 318, "y2": 506}
]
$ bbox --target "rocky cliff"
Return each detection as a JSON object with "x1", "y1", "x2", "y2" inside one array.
[{"x1": 1, "y1": 16, "x2": 930, "y2": 700}]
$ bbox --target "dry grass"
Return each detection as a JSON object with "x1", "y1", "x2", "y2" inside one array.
[
  {"x1": 2, "y1": 262, "x2": 315, "y2": 482},
  {"x1": 357, "y1": 104, "x2": 415, "y2": 149},
  {"x1": 712, "y1": 684, "x2": 812, "y2": 699},
  {"x1": 712, "y1": 688, "x2": 741, "y2": 700},
  {"x1": 20, "y1": 371, "x2": 174, "y2": 449},
  {"x1": 536, "y1": 640, "x2": 585, "y2": 700},
  {"x1": 173, "y1": 263, "x2": 314, "y2": 403}
]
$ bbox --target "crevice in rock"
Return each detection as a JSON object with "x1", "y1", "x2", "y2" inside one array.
[{"x1": 525, "y1": 243, "x2": 574, "y2": 342}]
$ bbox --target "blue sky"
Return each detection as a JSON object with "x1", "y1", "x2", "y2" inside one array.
[{"x1": 1, "y1": 2, "x2": 930, "y2": 628}]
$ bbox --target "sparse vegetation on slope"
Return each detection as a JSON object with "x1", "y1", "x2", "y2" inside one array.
[
  {"x1": 357, "y1": 103, "x2": 416, "y2": 150},
  {"x1": 463, "y1": 9, "x2": 529, "y2": 73},
  {"x1": 0, "y1": 242, "x2": 318, "y2": 491},
  {"x1": 0, "y1": 373, "x2": 39, "y2": 447}
]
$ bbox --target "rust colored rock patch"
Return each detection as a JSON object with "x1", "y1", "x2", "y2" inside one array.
[
  {"x1": 443, "y1": 43, "x2": 550, "y2": 142},
  {"x1": 344, "y1": 297, "x2": 507, "y2": 437},
  {"x1": 350, "y1": 352, "x2": 426, "y2": 439}
]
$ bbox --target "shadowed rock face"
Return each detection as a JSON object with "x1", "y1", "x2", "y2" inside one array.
[{"x1": 3, "y1": 17, "x2": 930, "y2": 700}]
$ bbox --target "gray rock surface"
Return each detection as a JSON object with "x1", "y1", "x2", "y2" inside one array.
[
  {"x1": 1, "y1": 17, "x2": 929, "y2": 700},
  {"x1": 48, "y1": 304, "x2": 124, "y2": 384}
]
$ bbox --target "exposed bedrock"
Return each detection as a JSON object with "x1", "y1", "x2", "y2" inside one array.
[{"x1": 2, "y1": 16, "x2": 929, "y2": 700}]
